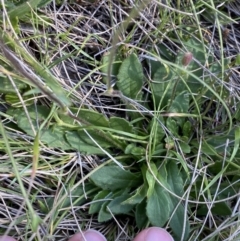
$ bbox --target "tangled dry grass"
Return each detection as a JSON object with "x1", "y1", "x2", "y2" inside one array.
[{"x1": 1, "y1": 0, "x2": 240, "y2": 240}]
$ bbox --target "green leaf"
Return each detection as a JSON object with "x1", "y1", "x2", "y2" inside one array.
[
  {"x1": 78, "y1": 109, "x2": 109, "y2": 127},
  {"x1": 197, "y1": 201, "x2": 231, "y2": 216},
  {"x1": 117, "y1": 53, "x2": 144, "y2": 98},
  {"x1": 0, "y1": 76, "x2": 27, "y2": 94},
  {"x1": 208, "y1": 160, "x2": 239, "y2": 175},
  {"x1": 182, "y1": 121, "x2": 192, "y2": 137},
  {"x1": 165, "y1": 161, "x2": 184, "y2": 196},
  {"x1": 40, "y1": 126, "x2": 71, "y2": 149},
  {"x1": 165, "y1": 162, "x2": 190, "y2": 241},
  {"x1": 152, "y1": 144, "x2": 166, "y2": 155},
  {"x1": 170, "y1": 204, "x2": 189, "y2": 241},
  {"x1": 146, "y1": 183, "x2": 171, "y2": 227},
  {"x1": 7, "y1": 0, "x2": 43, "y2": 19},
  {"x1": 179, "y1": 141, "x2": 191, "y2": 154},
  {"x1": 196, "y1": 140, "x2": 220, "y2": 156},
  {"x1": 151, "y1": 64, "x2": 175, "y2": 108},
  {"x1": 101, "y1": 52, "x2": 122, "y2": 84},
  {"x1": 59, "y1": 108, "x2": 109, "y2": 127},
  {"x1": 37, "y1": 0, "x2": 53, "y2": 8},
  {"x1": 4, "y1": 93, "x2": 33, "y2": 107},
  {"x1": 77, "y1": 129, "x2": 112, "y2": 146},
  {"x1": 168, "y1": 91, "x2": 189, "y2": 127},
  {"x1": 147, "y1": 44, "x2": 175, "y2": 78},
  {"x1": 7, "y1": 105, "x2": 49, "y2": 121},
  {"x1": 166, "y1": 118, "x2": 179, "y2": 135},
  {"x1": 169, "y1": 91, "x2": 189, "y2": 113},
  {"x1": 109, "y1": 117, "x2": 133, "y2": 133},
  {"x1": 122, "y1": 186, "x2": 147, "y2": 205},
  {"x1": 124, "y1": 144, "x2": 145, "y2": 156},
  {"x1": 89, "y1": 190, "x2": 112, "y2": 214},
  {"x1": 135, "y1": 199, "x2": 148, "y2": 229},
  {"x1": 147, "y1": 118, "x2": 166, "y2": 145},
  {"x1": 146, "y1": 163, "x2": 158, "y2": 198},
  {"x1": 90, "y1": 166, "x2": 142, "y2": 191},
  {"x1": 66, "y1": 131, "x2": 110, "y2": 155},
  {"x1": 108, "y1": 194, "x2": 134, "y2": 214},
  {"x1": 9, "y1": 106, "x2": 71, "y2": 149},
  {"x1": 98, "y1": 201, "x2": 112, "y2": 222}
]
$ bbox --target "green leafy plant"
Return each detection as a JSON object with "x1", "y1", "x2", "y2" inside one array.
[{"x1": 5, "y1": 35, "x2": 238, "y2": 241}]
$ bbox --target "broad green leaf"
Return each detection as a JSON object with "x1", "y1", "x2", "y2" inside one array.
[
  {"x1": 124, "y1": 144, "x2": 145, "y2": 156},
  {"x1": 10, "y1": 106, "x2": 71, "y2": 149},
  {"x1": 169, "y1": 91, "x2": 189, "y2": 113},
  {"x1": 165, "y1": 162, "x2": 190, "y2": 241},
  {"x1": 191, "y1": 140, "x2": 220, "y2": 156},
  {"x1": 166, "y1": 118, "x2": 178, "y2": 135},
  {"x1": 37, "y1": 0, "x2": 53, "y2": 7},
  {"x1": 108, "y1": 194, "x2": 134, "y2": 214},
  {"x1": 157, "y1": 44, "x2": 176, "y2": 62},
  {"x1": 179, "y1": 142, "x2": 191, "y2": 154},
  {"x1": 151, "y1": 65, "x2": 174, "y2": 108},
  {"x1": 201, "y1": 140, "x2": 221, "y2": 156},
  {"x1": 7, "y1": 105, "x2": 49, "y2": 121},
  {"x1": 78, "y1": 109, "x2": 109, "y2": 127},
  {"x1": 89, "y1": 190, "x2": 112, "y2": 214},
  {"x1": 147, "y1": 43, "x2": 175, "y2": 78},
  {"x1": 122, "y1": 186, "x2": 146, "y2": 205},
  {"x1": 117, "y1": 53, "x2": 144, "y2": 98},
  {"x1": 147, "y1": 118, "x2": 166, "y2": 145},
  {"x1": 168, "y1": 91, "x2": 189, "y2": 127},
  {"x1": 152, "y1": 144, "x2": 166, "y2": 155},
  {"x1": 109, "y1": 117, "x2": 133, "y2": 133},
  {"x1": 197, "y1": 202, "x2": 231, "y2": 216},
  {"x1": 146, "y1": 163, "x2": 158, "y2": 198},
  {"x1": 76, "y1": 129, "x2": 112, "y2": 147},
  {"x1": 182, "y1": 121, "x2": 192, "y2": 137},
  {"x1": 7, "y1": 0, "x2": 43, "y2": 19},
  {"x1": 40, "y1": 126, "x2": 71, "y2": 149},
  {"x1": 208, "y1": 160, "x2": 240, "y2": 175},
  {"x1": 147, "y1": 59, "x2": 162, "y2": 78},
  {"x1": 194, "y1": 180, "x2": 240, "y2": 198},
  {"x1": 98, "y1": 201, "x2": 112, "y2": 222},
  {"x1": 66, "y1": 131, "x2": 111, "y2": 155},
  {"x1": 146, "y1": 183, "x2": 171, "y2": 227},
  {"x1": 29, "y1": 125, "x2": 71, "y2": 149},
  {"x1": 0, "y1": 76, "x2": 27, "y2": 94},
  {"x1": 5, "y1": 93, "x2": 34, "y2": 107},
  {"x1": 90, "y1": 166, "x2": 142, "y2": 191},
  {"x1": 101, "y1": 52, "x2": 122, "y2": 84},
  {"x1": 136, "y1": 199, "x2": 148, "y2": 229},
  {"x1": 59, "y1": 108, "x2": 109, "y2": 127},
  {"x1": 165, "y1": 161, "x2": 183, "y2": 196},
  {"x1": 147, "y1": 45, "x2": 174, "y2": 78},
  {"x1": 170, "y1": 204, "x2": 189, "y2": 241}
]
